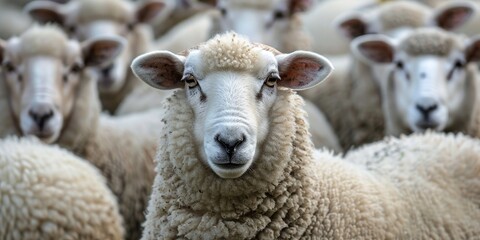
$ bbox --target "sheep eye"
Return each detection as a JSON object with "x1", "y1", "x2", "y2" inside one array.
[
  {"x1": 4, "y1": 62, "x2": 15, "y2": 73},
  {"x1": 67, "y1": 25, "x2": 76, "y2": 34},
  {"x1": 273, "y1": 10, "x2": 286, "y2": 20},
  {"x1": 454, "y1": 60, "x2": 465, "y2": 69},
  {"x1": 127, "y1": 23, "x2": 135, "y2": 31},
  {"x1": 396, "y1": 61, "x2": 404, "y2": 69},
  {"x1": 264, "y1": 73, "x2": 280, "y2": 88},
  {"x1": 219, "y1": 8, "x2": 227, "y2": 16},
  {"x1": 70, "y1": 63, "x2": 82, "y2": 74},
  {"x1": 183, "y1": 74, "x2": 198, "y2": 88}
]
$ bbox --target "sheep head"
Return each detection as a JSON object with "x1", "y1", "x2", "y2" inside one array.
[
  {"x1": 0, "y1": 26, "x2": 123, "y2": 143},
  {"x1": 352, "y1": 28, "x2": 480, "y2": 135},
  {"x1": 25, "y1": 0, "x2": 164, "y2": 94},
  {"x1": 132, "y1": 32, "x2": 332, "y2": 179},
  {"x1": 336, "y1": 1, "x2": 475, "y2": 40},
  {"x1": 209, "y1": 0, "x2": 313, "y2": 50}
]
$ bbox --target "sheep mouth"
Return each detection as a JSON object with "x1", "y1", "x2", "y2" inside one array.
[
  {"x1": 415, "y1": 121, "x2": 439, "y2": 131},
  {"x1": 213, "y1": 162, "x2": 247, "y2": 170}
]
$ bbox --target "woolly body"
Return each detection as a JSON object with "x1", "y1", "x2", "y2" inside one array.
[
  {"x1": 143, "y1": 89, "x2": 480, "y2": 239},
  {"x1": 0, "y1": 26, "x2": 161, "y2": 240},
  {"x1": 0, "y1": 137, "x2": 124, "y2": 240}
]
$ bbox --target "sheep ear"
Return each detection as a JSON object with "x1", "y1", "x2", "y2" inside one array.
[
  {"x1": 24, "y1": 1, "x2": 66, "y2": 25},
  {"x1": 276, "y1": 51, "x2": 333, "y2": 90},
  {"x1": 82, "y1": 37, "x2": 125, "y2": 67},
  {"x1": 288, "y1": 0, "x2": 314, "y2": 15},
  {"x1": 351, "y1": 34, "x2": 395, "y2": 64},
  {"x1": 432, "y1": 1, "x2": 475, "y2": 30},
  {"x1": 334, "y1": 12, "x2": 368, "y2": 40},
  {"x1": 136, "y1": 0, "x2": 166, "y2": 23},
  {"x1": 465, "y1": 36, "x2": 480, "y2": 62},
  {"x1": 131, "y1": 51, "x2": 186, "y2": 90}
]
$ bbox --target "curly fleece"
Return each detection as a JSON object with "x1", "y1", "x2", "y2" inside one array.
[
  {"x1": 0, "y1": 137, "x2": 124, "y2": 240},
  {"x1": 143, "y1": 87, "x2": 480, "y2": 239},
  {"x1": 0, "y1": 26, "x2": 160, "y2": 240}
]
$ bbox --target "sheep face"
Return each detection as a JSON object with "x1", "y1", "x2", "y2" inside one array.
[
  {"x1": 25, "y1": 0, "x2": 164, "y2": 94},
  {"x1": 131, "y1": 33, "x2": 332, "y2": 179},
  {"x1": 0, "y1": 29, "x2": 123, "y2": 143},
  {"x1": 213, "y1": 0, "x2": 312, "y2": 49},
  {"x1": 353, "y1": 29, "x2": 480, "y2": 134}
]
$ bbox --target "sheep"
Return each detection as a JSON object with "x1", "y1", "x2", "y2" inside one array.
[
  {"x1": 0, "y1": 136, "x2": 124, "y2": 240},
  {"x1": 131, "y1": 32, "x2": 480, "y2": 239},
  {"x1": 25, "y1": 0, "x2": 167, "y2": 114},
  {"x1": 351, "y1": 28, "x2": 480, "y2": 137},
  {"x1": 155, "y1": 0, "x2": 314, "y2": 53},
  {"x1": 149, "y1": 0, "x2": 213, "y2": 37},
  {"x1": 0, "y1": 25, "x2": 161, "y2": 240},
  {"x1": 300, "y1": 0, "x2": 475, "y2": 150},
  {"x1": 0, "y1": 3, "x2": 31, "y2": 39}
]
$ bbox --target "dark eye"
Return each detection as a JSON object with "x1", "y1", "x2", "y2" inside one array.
[
  {"x1": 219, "y1": 7, "x2": 227, "y2": 16},
  {"x1": 264, "y1": 73, "x2": 280, "y2": 87},
  {"x1": 4, "y1": 62, "x2": 15, "y2": 73},
  {"x1": 396, "y1": 61, "x2": 404, "y2": 69},
  {"x1": 454, "y1": 60, "x2": 465, "y2": 69},
  {"x1": 71, "y1": 64, "x2": 82, "y2": 74},
  {"x1": 273, "y1": 10, "x2": 286, "y2": 20},
  {"x1": 127, "y1": 23, "x2": 135, "y2": 31},
  {"x1": 183, "y1": 74, "x2": 198, "y2": 88},
  {"x1": 67, "y1": 25, "x2": 76, "y2": 34}
]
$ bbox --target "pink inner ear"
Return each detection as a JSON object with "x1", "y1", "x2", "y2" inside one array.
[
  {"x1": 138, "y1": 58, "x2": 184, "y2": 89},
  {"x1": 436, "y1": 7, "x2": 472, "y2": 30},
  {"x1": 339, "y1": 18, "x2": 367, "y2": 40},
  {"x1": 359, "y1": 41, "x2": 393, "y2": 63},
  {"x1": 280, "y1": 59, "x2": 323, "y2": 88}
]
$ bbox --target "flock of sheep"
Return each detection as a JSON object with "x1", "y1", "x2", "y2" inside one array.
[{"x1": 0, "y1": 0, "x2": 480, "y2": 239}]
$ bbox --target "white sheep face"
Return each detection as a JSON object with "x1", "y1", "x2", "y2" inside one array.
[
  {"x1": 25, "y1": 0, "x2": 165, "y2": 94},
  {"x1": 391, "y1": 53, "x2": 467, "y2": 132},
  {"x1": 184, "y1": 50, "x2": 278, "y2": 178},
  {"x1": 214, "y1": 0, "x2": 311, "y2": 50},
  {"x1": 131, "y1": 34, "x2": 333, "y2": 179},
  {"x1": 0, "y1": 31, "x2": 123, "y2": 143},
  {"x1": 353, "y1": 29, "x2": 480, "y2": 134}
]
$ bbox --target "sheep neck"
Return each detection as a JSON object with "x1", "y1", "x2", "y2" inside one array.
[
  {"x1": 147, "y1": 89, "x2": 319, "y2": 238},
  {"x1": 57, "y1": 72, "x2": 100, "y2": 155}
]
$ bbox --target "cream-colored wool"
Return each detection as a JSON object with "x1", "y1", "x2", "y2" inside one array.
[
  {"x1": 0, "y1": 3, "x2": 31, "y2": 39},
  {"x1": 301, "y1": 55, "x2": 385, "y2": 150},
  {"x1": 378, "y1": 1, "x2": 429, "y2": 31},
  {"x1": 16, "y1": 25, "x2": 68, "y2": 59},
  {"x1": 0, "y1": 27, "x2": 161, "y2": 240},
  {"x1": 400, "y1": 28, "x2": 458, "y2": 56},
  {"x1": 76, "y1": 0, "x2": 131, "y2": 24},
  {"x1": 143, "y1": 89, "x2": 480, "y2": 239},
  {"x1": 0, "y1": 137, "x2": 124, "y2": 240},
  {"x1": 201, "y1": 32, "x2": 259, "y2": 71}
]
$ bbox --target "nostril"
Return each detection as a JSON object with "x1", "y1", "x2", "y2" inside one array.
[
  {"x1": 101, "y1": 64, "x2": 113, "y2": 76},
  {"x1": 215, "y1": 134, "x2": 246, "y2": 159}
]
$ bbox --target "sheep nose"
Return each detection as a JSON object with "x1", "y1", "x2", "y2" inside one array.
[
  {"x1": 215, "y1": 134, "x2": 246, "y2": 159},
  {"x1": 29, "y1": 103, "x2": 54, "y2": 130},
  {"x1": 101, "y1": 64, "x2": 114, "y2": 76},
  {"x1": 416, "y1": 102, "x2": 438, "y2": 119}
]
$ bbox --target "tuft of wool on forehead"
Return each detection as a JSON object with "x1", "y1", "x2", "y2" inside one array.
[
  {"x1": 227, "y1": 0, "x2": 277, "y2": 9},
  {"x1": 76, "y1": 0, "x2": 131, "y2": 24},
  {"x1": 200, "y1": 32, "x2": 262, "y2": 72},
  {"x1": 400, "y1": 28, "x2": 459, "y2": 57},
  {"x1": 18, "y1": 25, "x2": 69, "y2": 59},
  {"x1": 378, "y1": 1, "x2": 429, "y2": 31}
]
